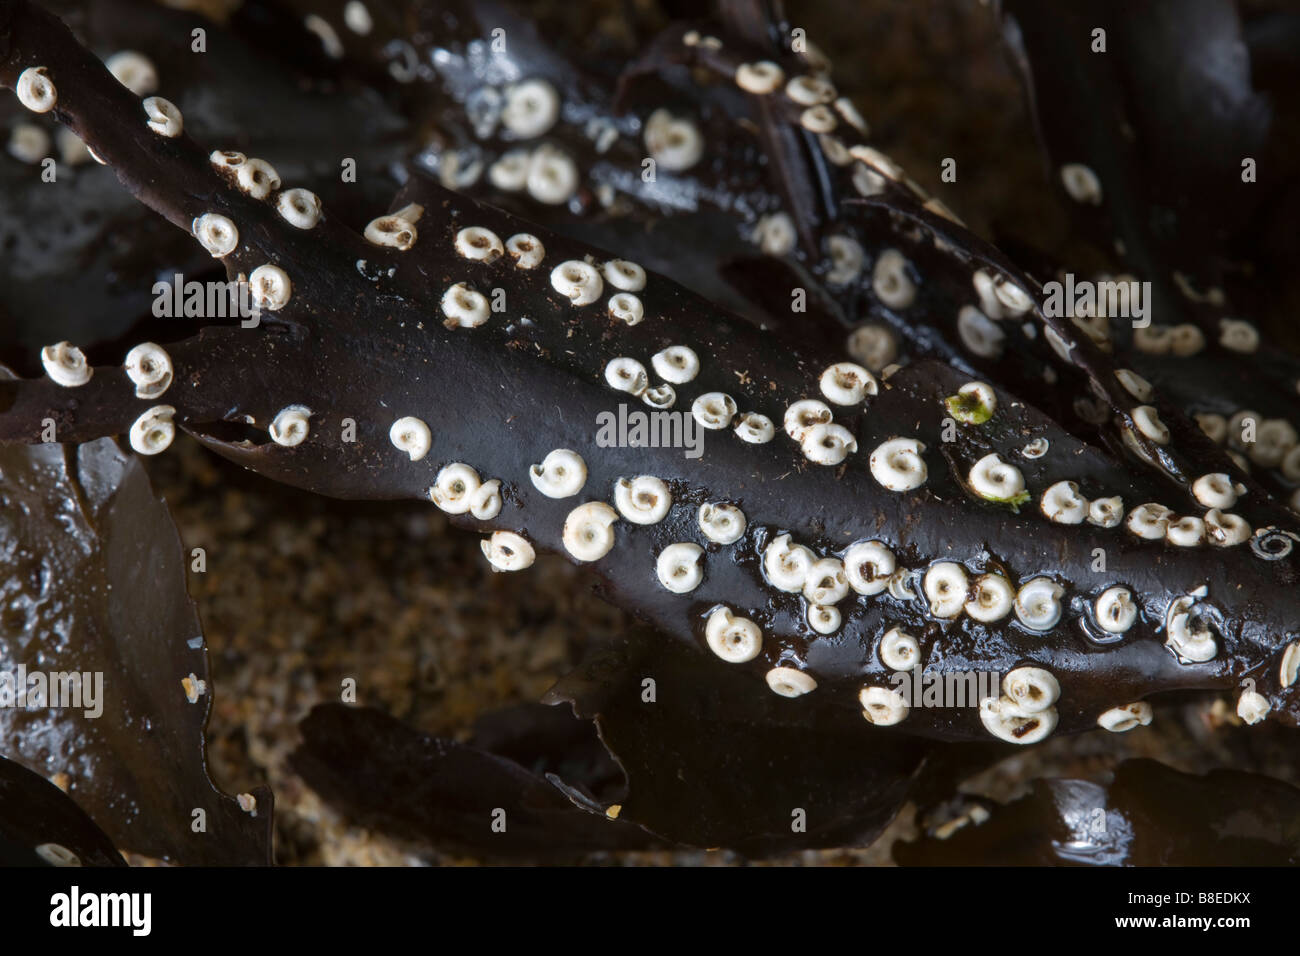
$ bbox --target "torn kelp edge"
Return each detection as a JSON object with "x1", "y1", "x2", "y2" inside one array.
[{"x1": 290, "y1": 702, "x2": 659, "y2": 860}]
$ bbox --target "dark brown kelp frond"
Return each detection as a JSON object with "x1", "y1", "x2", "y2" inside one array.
[
  {"x1": 542, "y1": 626, "x2": 929, "y2": 854},
  {"x1": 603, "y1": 0, "x2": 1300, "y2": 532},
  {"x1": 2, "y1": 0, "x2": 1300, "y2": 760},
  {"x1": 1000, "y1": 0, "x2": 1300, "y2": 512},
  {"x1": 290, "y1": 702, "x2": 662, "y2": 860},
  {"x1": 260, "y1": 0, "x2": 855, "y2": 341},
  {"x1": 604, "y1": 6, "x2": 1244, "y2": 491},
  {"x1": 0, "y1": 428, "x2": 272, "y2": 864}
]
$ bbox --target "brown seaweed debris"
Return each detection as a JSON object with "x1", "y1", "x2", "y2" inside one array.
[
  {"x1": 1, "y1": 0, "x2": 1300, "y2": 856},
  {"x1": 2, "y1": 0, "x2": 1300, "y2": 751}
]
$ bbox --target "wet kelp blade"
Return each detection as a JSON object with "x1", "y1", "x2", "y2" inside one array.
[
  {"x1": 0, "y1": 0, "x2": 409, "y2": 363},
  {"x1": 0, "y1": 434, "x2": 271, "y2": 864},
  {"x1": 545, "y1": 629, "x2": 930, "y2": 855},
  {"x1": 290, "y1": 702, "x2": 659, "y2": 860}
]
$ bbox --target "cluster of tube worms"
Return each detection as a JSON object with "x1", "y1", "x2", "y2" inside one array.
[{"x1": 2, "y1": 0, "x2": 1299, "y2": 857}]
